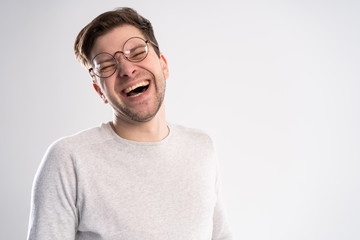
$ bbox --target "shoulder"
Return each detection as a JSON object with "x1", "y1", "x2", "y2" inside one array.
[
  {"x1": 41, "y1": 123, "x2": 113, "y2": 167},
  {"x1": 34, "y1": 123, "x2": 113, "y2": 182},
  {"x1": 169, "y1": 123, "x2": 214, "y2": 148},
  {"x1": 171, "y1": 123, "x2": 211, "y2": 137},
  {"x1": 48, "y1": 123, "x2": 113, "y2": 154}
]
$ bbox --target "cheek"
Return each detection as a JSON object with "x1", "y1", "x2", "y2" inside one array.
[
  {"x1": 99, "y1": 82, "x2": 116, "y2": 99},
  {"x1": 155, "y1": 62, "x2": 169, "y2": 80},
  {"x1": 101, "y1": 78, "x2": 115, "y2": 90}
]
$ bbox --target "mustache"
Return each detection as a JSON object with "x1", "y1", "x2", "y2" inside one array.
[{"x1": 118, "y1": 70, "x2": 155, "y2": 83}]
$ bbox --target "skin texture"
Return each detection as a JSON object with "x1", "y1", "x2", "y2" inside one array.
[{"x1": 90, "y1": 24, "x2": 170, "y2": 142}]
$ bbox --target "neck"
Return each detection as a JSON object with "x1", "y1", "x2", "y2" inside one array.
[{"x1": 111, "y1": 105, "x2": 169, "y2": 142}]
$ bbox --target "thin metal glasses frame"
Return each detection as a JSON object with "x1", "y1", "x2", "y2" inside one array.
[{"x1": 88, "y1": 37, "x2": 158, "y2": 78}]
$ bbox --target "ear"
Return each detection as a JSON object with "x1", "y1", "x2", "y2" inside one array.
[
  {"x1": 160, "y1": 53, "x2": 169, "y2": 79},
  {"x1": 93, "y1": 83, "x2": 108, "y2": 104}
]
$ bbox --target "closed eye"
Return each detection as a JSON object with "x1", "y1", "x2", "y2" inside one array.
[
  {"x1": 99, "y1": 64, "x2": 116, "y2": 72},
  {"x1": 130, "y1": 50, "x2": 146, "y2": 59}
]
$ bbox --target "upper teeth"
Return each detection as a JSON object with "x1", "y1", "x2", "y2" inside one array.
[{"x1": 124, "y1": 81, "x2": 149, "y2": 94}]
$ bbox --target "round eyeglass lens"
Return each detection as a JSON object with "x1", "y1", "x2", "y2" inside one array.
[
  {"x1": 123, "y1": 37, "x2": 149, "y2": 62},
  {"x1": 93, "y1": 53, "x2": 117, "y2": 78}
]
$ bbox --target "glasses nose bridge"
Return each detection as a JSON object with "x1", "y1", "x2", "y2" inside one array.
[
  {"x1": 112, "y1": 50, "x2": 137, "y2": 77},
  {"x1": 113, "y1": 50, "x2": 129, "y2": 62}
]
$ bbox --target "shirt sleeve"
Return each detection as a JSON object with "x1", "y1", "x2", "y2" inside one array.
[
  {"x1": 27, "y1": 140, "x2": 78, "y2": 240},
  {"x1": 212, "y1": 158, "x2": 233, "y2": 240}
]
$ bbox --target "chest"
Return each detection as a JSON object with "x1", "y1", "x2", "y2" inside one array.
[{"x1": 74, "y1": 143, "x2": 217, "y2": 239}]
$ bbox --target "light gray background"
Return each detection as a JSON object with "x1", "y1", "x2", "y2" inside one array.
[{"x1": 1, "y1": 0, "x2": 359, "y2": 239}]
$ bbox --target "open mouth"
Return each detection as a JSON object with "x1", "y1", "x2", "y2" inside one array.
[{"x1": 123, "y1": 80, "x2": 150, "y2": 98}]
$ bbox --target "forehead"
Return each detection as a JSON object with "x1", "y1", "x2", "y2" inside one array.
[{"x1": 90, "y1": 24, "x2": 145, "y2": 59}]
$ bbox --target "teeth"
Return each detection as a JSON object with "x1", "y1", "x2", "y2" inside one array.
[
  {"x1": 128, "y1": 92, "x2": 143, "y2": 98},
  {"x1": 124, "y1": 81, "x2": 149, "y2": 94}
]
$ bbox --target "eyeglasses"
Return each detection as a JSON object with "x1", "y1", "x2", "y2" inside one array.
[{"x1": 89, "y1": 37, "x2": 158, "y2": 78}]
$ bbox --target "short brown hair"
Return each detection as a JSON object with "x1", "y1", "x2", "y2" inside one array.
[{"x1": 74, "y1": 7, "x2": 160, "y2": 68}]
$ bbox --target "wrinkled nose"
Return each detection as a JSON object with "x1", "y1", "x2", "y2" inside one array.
[{"x1": 114, "y1": 52, "x2": 137, "y2": 78}]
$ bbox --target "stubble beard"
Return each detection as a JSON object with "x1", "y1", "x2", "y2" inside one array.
[{"x1": 117, "y1": 76, "x2": 166, "y2": 123}]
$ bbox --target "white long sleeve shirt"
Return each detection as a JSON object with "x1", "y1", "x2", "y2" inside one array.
[{"x1": 28, "y1": 123, "x2": 233, "y2": 240}]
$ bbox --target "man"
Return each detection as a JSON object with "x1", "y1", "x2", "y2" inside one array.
[{"x1": 28, "y1": 7, "x2": 232, "y2": 240}]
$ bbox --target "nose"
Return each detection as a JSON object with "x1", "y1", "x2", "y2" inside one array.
[{"x1": 114, "y1": 51, "x2": 137, "y2": 78}]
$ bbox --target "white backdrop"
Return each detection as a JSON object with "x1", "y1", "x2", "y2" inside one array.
[{"x1": 1, "y1": 0, "x2": 359, "y2": 239}]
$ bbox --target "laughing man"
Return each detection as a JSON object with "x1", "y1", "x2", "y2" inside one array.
[{"x1": 28, "y1": 7, "x2": 233, "y2": 240}]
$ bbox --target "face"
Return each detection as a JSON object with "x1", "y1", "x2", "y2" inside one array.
[{"x1": 90, "y1": 24, "x2": 169, "y2": 123}]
